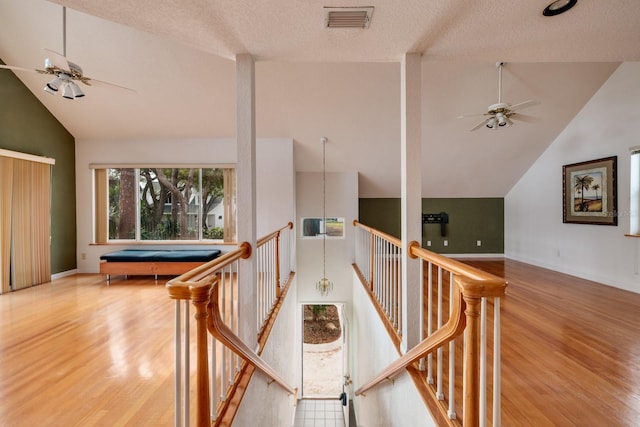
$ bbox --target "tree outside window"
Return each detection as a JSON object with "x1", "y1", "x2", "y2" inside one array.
[{"x1": 106, "y1": 167, "x2": 233, "y2": 241}]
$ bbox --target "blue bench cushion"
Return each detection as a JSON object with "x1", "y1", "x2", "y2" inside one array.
[{"x1": 100, "y1": 249, "x2": 222, "y2": 262}]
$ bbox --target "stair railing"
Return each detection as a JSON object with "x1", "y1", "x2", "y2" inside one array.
[
  {"x1": 353, "y1": 220, "x2": 403, "y2": 342},
  {"x1": 167, "y1": 223, "x2": 296, "y2": 427},
  {"x1": 353, "y1": 221, "x2": 507, "y2": 427}
]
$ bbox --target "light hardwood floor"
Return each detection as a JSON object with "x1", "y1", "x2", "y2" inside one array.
[
  {"x1": 461, "y1": 259, "x2": 640, "y2": 427},
  {"x1": 0, "y1": 275, "x2": 176, "y2": 426},
  {"x1": 1, "y1": 261, "x2": 639, "y2": 426}
]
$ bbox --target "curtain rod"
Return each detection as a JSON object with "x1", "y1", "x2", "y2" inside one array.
[{"x1": 0, "y1": 148, "x2": 56, "y2": 165}]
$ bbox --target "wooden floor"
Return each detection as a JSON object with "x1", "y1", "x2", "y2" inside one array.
[
  {"x1": 462, "y1": 259, "x2": 640, "y2": 427},
  {"x1": 1, "y1": 261, "x2": 639, "y2": 426},
  {"x1": 0, "y1": 275, "x2": 176, "y2": 426}
]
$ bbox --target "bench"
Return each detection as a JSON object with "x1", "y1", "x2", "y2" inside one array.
[{"x1": 99, "y1": 249, "x2": 222, "y2": 284}]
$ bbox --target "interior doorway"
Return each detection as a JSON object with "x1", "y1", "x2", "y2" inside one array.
[{"x1": 301, "y1": 303, "x2": 345, "y2": 398}]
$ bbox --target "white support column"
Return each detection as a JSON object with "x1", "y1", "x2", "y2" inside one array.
[
  {"x1": 236, "y1": 53, "x2": 257, "y2": 347},
  {"x1": 400, "y1": 52, "x2": 422, "y2": 353}
]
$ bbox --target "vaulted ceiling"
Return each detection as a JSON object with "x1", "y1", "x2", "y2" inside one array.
[{"x1": 1, "y1": 0, "x2": 638, "y2": 197}]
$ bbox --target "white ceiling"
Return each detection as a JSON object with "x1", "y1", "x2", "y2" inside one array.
[{"x1": 0, "y1": 0, "x2": 638, "y2": 197}]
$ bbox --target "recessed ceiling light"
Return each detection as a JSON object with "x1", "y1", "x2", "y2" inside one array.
[{"x1": 543, "y1": 0, "x2": 578, "y2": 16}]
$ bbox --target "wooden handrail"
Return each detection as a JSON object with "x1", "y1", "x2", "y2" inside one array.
[
  {"x1": 353, "y1": 219, "x2": 403, "y2": 248},
  {"x1": 257, "y1": 221, "x2": 293, "y2": 247},
  {"x1": 167, "y1": 242, "x2": 252, "y2": 292},
  {"x1": 354, "y1": 237, "x2": 507, "y2": 405},
  {"x1": 408, "y1": 241, "x2": 499, "y2": 282},
  {"x1": 207, "y1": 278, "x2": 296, "y2": 395},
  {"x1": 355, "y1": 278, "x2": 466, "y2": 396}
]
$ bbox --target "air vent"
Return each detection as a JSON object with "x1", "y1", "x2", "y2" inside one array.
[{"x1": 324, "y1": 7, "x2": 374, "y2": 29}]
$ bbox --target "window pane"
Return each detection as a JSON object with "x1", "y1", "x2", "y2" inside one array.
[
  {"x1": 108, "y1": 168, "x2": 136, "y2": 240},
  {"x1": 202, "y1": 168, "x2": 225, "y2": 239},
  {"x1": 139, "y1": 168, "x2": 199, "y2": 240},
  {"x1": 105, "y1": 166, "x2": 234, "y2": 242}
]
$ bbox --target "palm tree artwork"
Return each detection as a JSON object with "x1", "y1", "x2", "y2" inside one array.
[{"x1": 573, "y1": 173, "x2": 603, "y2": 212}]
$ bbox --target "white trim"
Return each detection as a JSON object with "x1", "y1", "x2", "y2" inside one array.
[
  {"x1": 448, "y1": 253, "x2": 505, "y2": 259},
  {"x1": 0, "y1": 148, "x2": 55, "y2": 165},
  {"x1": 51, "y1": 269, "x2": 77, "y2": 280},
  {"x1": 88, "y1": 163, "x2": 235, "y2": 169}
]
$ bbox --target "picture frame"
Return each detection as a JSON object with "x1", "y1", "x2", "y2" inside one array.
[
  {"x1": 562, "y1": 156, "x2": 617, "y2": 225},
  {"x1": 300, "y1": 217, "x2": 346, "y2": 239}
]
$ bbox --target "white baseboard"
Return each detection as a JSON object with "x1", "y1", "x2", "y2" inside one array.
[
  {"x1": 51, "y1": 269, "x2": 78, "y2": 280},
  {"x1": 448, "y1": 253, "x2": 504, "y2": 259}
]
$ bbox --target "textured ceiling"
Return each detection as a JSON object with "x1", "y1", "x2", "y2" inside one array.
[{"x1": 0, "y1": 0, "x2": 637, "y2": 197}]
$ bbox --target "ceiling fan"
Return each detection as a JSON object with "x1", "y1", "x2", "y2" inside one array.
[
  {"x1": 0, "y1": 6, "x2": 134, "y2": 99},
  {"x1": 458, "y1": 62, "x2": 538, "y2": 131}
]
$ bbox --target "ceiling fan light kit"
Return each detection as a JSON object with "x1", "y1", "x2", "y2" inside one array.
[
  {"x1": 459, "y1": 62, "x2": 538, "y2": 131},
  {"x1": 0, "y1": 6, "x2": 133, "y2": 100}
]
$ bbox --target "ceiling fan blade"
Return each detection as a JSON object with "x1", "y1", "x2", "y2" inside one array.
[
  {"x1": 0, "y1": 64, "x2": 39, "y2": 73},
  {"x1": 470, "y1": 118, "x2": 489, "y2": 131},
  {"x1": 81, "y1": 76, "x2": 136, "y2": 93},
  {"x1": 44, "y1": 48, "x2": 70, "y2": 70},
  {"x1": 510, "y1": 113, "x2": 540, "y2": 123},
  {"x1": 509, "y1": 99, "x2": 538, "y2": 111}
]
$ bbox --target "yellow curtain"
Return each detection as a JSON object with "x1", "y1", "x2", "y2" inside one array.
[
  {"x1": 0, "y1": 156, "x2": 52, "y2": 292},
  {"x1": 31, "y1": 161, "x2": 52, "y2": 285},
  {"x1": 0, "y1": 157, "x2": 14, "y2": 294},
  {"x1": 10, "y1": 159, "x2": 34, "y2": 290},
  {"x1": 94, "y1": 169, "x2": 108, "y2": 244}
]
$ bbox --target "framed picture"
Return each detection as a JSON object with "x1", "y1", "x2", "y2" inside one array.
[
  {"x1": 301, "y1": 217, "x2": 345, "y2": 239},
  {"x1": 563, "y1": 156, "x2": 617, "y2": 225}
]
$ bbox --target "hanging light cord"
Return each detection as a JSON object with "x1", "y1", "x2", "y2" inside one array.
[{"x1": 322, "y1": 138, "x2": 327, "y2": 280}]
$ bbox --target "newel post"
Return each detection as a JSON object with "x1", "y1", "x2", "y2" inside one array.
[
  {"x1": 189, "y1": 279, "x2": 215, "y2": 427},
  {"x1": 460, "y1": 279, "x2": 482, "y2": 427},
  {"x1": 458, "y1": 276, "x2": 506, "y2": 427}
]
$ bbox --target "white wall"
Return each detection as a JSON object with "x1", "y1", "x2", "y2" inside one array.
[
  {"x1": 505, "y1": 62, "x2": 640, "y2": 293},
  {"x1": 233, "y1": 279, "x2": 298, "y2": 427},
  {"x1": 295, "y1": 171, "x2": 358, "y2": 304},
  {"x1": 75, "y1": 137, "x2": 295, "y2": 273},
  {"x1": 351, "y1": 272, "x2": 436, "y2": 427}
]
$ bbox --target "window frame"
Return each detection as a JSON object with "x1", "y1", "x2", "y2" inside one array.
[{"x1": 92, "y1": 164, "x2": 236, "y2": 244}]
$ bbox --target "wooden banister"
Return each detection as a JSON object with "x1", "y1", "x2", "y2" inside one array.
[
  {"x1": 354, "y1": 236, "x2": 507, "y2": 425},
  {"x1": 167, "y1": 224, "x2": 296, "y2": 427},
  {"x1": 207, "y1": 278, "x2": 296, "y2": 396},
  {"x1": 256, "y1": 222, "x2": 293, "y2": 247},
  {"x1": 408, "y1": 241, "x2": 499, "y2": 282},
  {"x1": 355, "y1": 278, "x2": 466, "y2": 396},
  {"x1": 168, "y1": 242, "x2": 252, "y2": 291},
  {"x1": 354, "y1": 220, "x2": 402, "y2": 248}
]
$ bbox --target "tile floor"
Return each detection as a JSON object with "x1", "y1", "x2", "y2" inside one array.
[{"x1": 293, "y1": 399, "x2": 346, "y2": 427}]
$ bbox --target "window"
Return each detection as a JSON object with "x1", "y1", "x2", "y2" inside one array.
[
  {"x1": 95, "y1": 167, "x2": 236, "y2": 242},
  {"x1": 630, "y1": 149, "x2": 640, "y2": 234}
]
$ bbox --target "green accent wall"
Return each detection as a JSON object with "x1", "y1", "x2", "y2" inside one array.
[
  {"x1": 1, "y1": 59, "x2": 77, "y2": 274},
  {"x1": 359, "y1": 198, "x2": 504, "y2": 254}
]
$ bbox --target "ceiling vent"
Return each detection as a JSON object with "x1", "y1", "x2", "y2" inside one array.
[{"x1": 324, "y1": 7, "x2": 374, "y2": 29}]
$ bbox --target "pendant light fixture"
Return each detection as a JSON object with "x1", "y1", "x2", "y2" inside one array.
[{"x1": 316, "y1": 137, "x2": 333, "y2": 297}]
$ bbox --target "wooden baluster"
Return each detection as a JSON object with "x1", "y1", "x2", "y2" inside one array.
[
  {"x1": 369, "y1": 231, "x2": 375, "y2": 291},
  {"x1": 190, "y1": 279, "x2": 215, "y2": 427},
  {"x1": 275, "y1": 231, "x2": 281, "y2": 298}
]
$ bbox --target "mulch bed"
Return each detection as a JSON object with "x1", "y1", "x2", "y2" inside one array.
[{"x1": 303, "y1": 304, "x2": 341, "y2": 344}]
